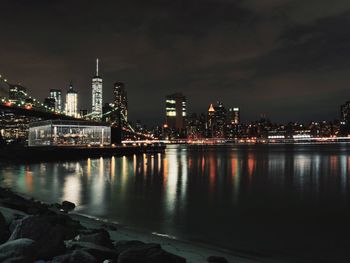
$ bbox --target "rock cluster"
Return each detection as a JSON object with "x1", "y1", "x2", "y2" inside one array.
[{"x1": 0, "y1": 187, "x2": 230, "y2": 263}]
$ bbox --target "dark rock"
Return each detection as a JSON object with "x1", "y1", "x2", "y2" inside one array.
[
  {"x1": 50, "y1": 203, "x2": 63, "y2": 210},
  {"x1": 101, "y1": 223, "x2": 117, "y2": 231},
  {"x1": 8, "y1": 215, "x2": 66, "y2": 259},
  {"x1": 0, "y1": 238, "x2": 37, "y2": 263},
  {"x1": 114, "y1": 240, "x2": 145, "y2": 254},
  {"x1": 44, "y1": 214, "x2": 84, "y2": 240},
  {"x1": 117, "y1": 243, "x2": 186, "y2": 263},
  {"x1": 0, "y1": 211, "x2": 9, "y2": 244},
  {"x1": 67, "y1": 241, "x2": 118, "y2": 262},
  {"x1": 207, "y1": 256, "x2": 229, "y2": 263},
  {"x1": 61, "y1": 201, "x2": 75, "y2": 212},
  {"x1": 0, "y1": 207, "x2": 27, "y2": 227},
  {"x1": 50, "y1": 249, "x2": 97, "y2": 263},
  {"x1": 9, "y1": 218, "x2": 22, "y2": 233},
  {"x1": 78, "y1": 229, "x2": 113, "y2": 248},
  {"x1": 0, "y1": 191, "x2": 52, "y2": 215}
]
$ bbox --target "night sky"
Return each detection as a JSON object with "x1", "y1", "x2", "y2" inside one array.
[{"x1": 1, "y1": 0, "x2": 350, "y2": 125}]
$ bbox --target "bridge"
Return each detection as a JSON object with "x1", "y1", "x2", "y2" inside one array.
[{"x1": 0, "y1": 73, "x2": 153, "y2": 141}]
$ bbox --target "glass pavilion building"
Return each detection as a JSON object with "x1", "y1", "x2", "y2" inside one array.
[{"x1": 28, "y1": 120, "x2": 111, "y2": 147}]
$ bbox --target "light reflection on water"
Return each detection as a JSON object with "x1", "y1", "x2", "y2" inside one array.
[{"x1": 2, "y1": 144, "x2": 350, "y2": 260}]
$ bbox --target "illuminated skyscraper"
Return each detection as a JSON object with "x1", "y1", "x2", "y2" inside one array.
[
  {"x1": 207, "y1": 103, "x2": 216, "y2": 137},
  {"x1": 113, "y1": 82, "x2": 128, "y2": 122},
  {"x1": 165, "y1": 93, "x2": 186, "y2": 130},
  {"x1": 92, "y1": 58, "x2": 103, "y2": 120},
  {"x1": 65, "y1": 82, "x2": 78, "y2": 117},
  {"x1": 49, "y1": 89, "x2": 62, "y2": 112}
]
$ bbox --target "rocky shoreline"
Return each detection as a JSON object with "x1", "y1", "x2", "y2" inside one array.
[{"x1": 0, "y1": 187, "x2": 235, "y2": 263}]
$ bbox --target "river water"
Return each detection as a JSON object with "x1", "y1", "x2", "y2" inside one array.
[{"x1": 1, "y1": 144, "x2": 350, "y2": 261}]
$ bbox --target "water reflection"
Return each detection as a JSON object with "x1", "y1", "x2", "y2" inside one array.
[
  {"x1": 2, "y1": 144, "x2": 350, "y2": 260},
  {"x1": 2, "y1": 145, "x2": 350, "y2": 210},
  {"x1": 165, "y1": 150, "x2": 178, "y2": 216}
]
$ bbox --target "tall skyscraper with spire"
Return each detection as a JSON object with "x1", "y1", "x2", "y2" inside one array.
[
  {"x1": 65, "y1": 82, "x2": 78, "y2": 117},
  {"x1": 92, "y1": 58, "x2": 103, "y2": 120}
]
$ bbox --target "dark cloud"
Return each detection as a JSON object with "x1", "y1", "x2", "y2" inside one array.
[{"x1": 0, "y1": 0, "x2": 349, "y2": 124}]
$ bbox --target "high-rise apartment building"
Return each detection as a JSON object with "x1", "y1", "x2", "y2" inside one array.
[
  {"x1": 165, "y1": 93, "x2": 186, "y2": 130},
  {"x1": 49, "y1": 89, "x2": 62, "y2": 112},
  {"x1": 65, "y1": 82, "x2": 78, "y2": 117},
  {"x1": 92, "y1": 58, "x2": 103, "y2": 120}
]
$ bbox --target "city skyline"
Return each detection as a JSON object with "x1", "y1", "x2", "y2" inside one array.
[
  {"x1": 2, "y1": 1, "x2": 350, "y2": 125},
  {"x1": 1, "y1": 2, "x2": 350, "y2": 262},
  {"x1": 2, "y1": 66, "x2": 349, "y2": 126}
]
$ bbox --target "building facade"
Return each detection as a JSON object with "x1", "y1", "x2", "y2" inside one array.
[
  {"x1": 207, "y1": 103, "x2": 216, "y2": 137},
  {"x1": 113, "y1": 82, "x2": 128, "y2": 123},
  {"x1": 92, "y1": 58, "x2": 103, "y2": 120},
  {"x1": 65, "y1": 82, "x2": 78, "y2": 118},
  {"x1": 165, "y1": 93, "x2": 186, "y2": 131},
  {"x1": 49, "y1": 89, "x2": 62, "y2": 112},
  {"x1": 229, "y1": 107, "x2": 240, "y2": 124},
  {"x1": 28, "y1": 120, "x2": 111, "y2": 146},
  {"x1": 214, "y1": 101, "x2": 227, "y2": 138}
]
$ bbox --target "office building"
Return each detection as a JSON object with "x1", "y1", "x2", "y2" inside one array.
[
  {"x1": 165, "y1": 93, "x2": 186, "y2": 130},
  {"x1": 206, "y1": 102, "x2": 227, "y2": 138},
  {"x1": 186, "y1": 113, "x2": 206, "y2": 139},
  {"x1": 92, "y1": 58, "x2": 103, "y2": 120},
  {"x1": 214, "y1": 101, "x2": 227, "y2": 137},
  {"x1": 49, "y1": 89, "x2": 62, "y2": 112},
  {"x1": 229, "y1": 107, "x2": 240, "y2": 124},
  {"x1": 207, "y1": 103, "x2": 216, "y2": 137},
  {"x1": 113, "y1": 82, "x2": 128, "y2": 122},
  {"x1": 65, "y1": 82, "x2": 78, "y2": 118},
  {"x1": 28, "y1": 120, "x2": 111, "y2": 146},
  {"x1": 226, "y1": 107, "x2": 240, "y2": 139},
  {"x1": 8, "y1": 84, "x2": 26, "y2": 103}
]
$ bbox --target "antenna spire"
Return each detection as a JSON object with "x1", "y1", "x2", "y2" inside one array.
[{"x1": 96, "y1": 58, "x2": 99, "y2": 76}]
